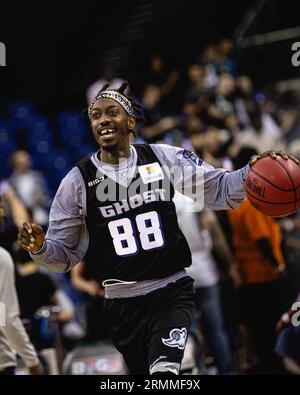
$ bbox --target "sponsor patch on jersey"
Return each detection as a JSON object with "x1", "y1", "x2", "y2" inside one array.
[
  {"x1": 88, "y1": 176, "x2": 105, "y2": 187},
  {"x1": 162, "y1": 328, "x2": 187, "y2": 350},
  {"x1": 138, "y1": 162, "x2": 164, "y2": 184},
  {"x1": 183, "y1": 150, "x2": 203, "y2": 166}
]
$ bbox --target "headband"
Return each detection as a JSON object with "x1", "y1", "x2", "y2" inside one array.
[{"x1": 88, "y1": 90, "x2": 134, "y2": 118}]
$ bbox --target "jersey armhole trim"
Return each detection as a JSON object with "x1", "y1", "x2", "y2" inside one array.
[{"x1": 73, "y1": 166, "x2": 87, "y2": 218}]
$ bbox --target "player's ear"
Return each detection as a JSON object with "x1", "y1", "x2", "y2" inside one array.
[{"x1": 127, "y1": 115, "x2": 136, "y2": 131}]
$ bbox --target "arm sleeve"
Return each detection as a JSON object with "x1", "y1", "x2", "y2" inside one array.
[
  {"x1": 30, "y1": 167, "x2": 89, "y2": 272},
  {"x1": 0, "y1": 248, "x2": 39, "y2": 368},
  {"x1": 151, "y1": 144, "x2": 248, "y2": 210}
]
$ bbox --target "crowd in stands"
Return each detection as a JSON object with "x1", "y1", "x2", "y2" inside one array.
[{"x1": 1, "y1": 38, "x2": 300, "y2": 374}]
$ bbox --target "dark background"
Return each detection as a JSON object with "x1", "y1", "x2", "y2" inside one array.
[{"x1": 0, "y1": 0, "x2": 299, "y2": 114}]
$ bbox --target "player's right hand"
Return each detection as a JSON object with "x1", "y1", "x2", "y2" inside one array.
[{"x1": 18, "y1": 222, "x2": 45, "y2": 253}]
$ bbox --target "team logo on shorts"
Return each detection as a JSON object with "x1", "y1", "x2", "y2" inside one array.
[{"x1": 162, "y1": 328, "x2": 187, "y2": 350}]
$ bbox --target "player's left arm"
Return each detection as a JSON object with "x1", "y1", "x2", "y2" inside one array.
[
  {"x1": 151, "y1": 144, "x2": 248, "y2": 210},
  {"x1": 202, "y1": 210, "x2": 234, "y2": 267}
]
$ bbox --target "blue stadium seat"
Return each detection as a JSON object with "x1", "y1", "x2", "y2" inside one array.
[
  {"x1": 9, "y1": 101, "x2": 36, "y2": 128},
  {"x1": 34, "y1": 150, "x2": 72, "y2": 192},
  {"x1": 57, "y1": 112, "x2": 88, "y2": 146},
  {"x1": 0, "y1": 126, "x2": 16, "y2": 149},
  {"x1": 0, "y1": 118, "x2": 19, "y2": 137},
  {"x1": 0, "y1": 122, "x2": 18, "y2": 176},
  {"x1": 29, "y1": 116, "x2": 52, "y2": 135},
  {"x1": 73, "y1": 144, "x2": 95, "y2": 161},
  {"x1": 58, "y1": 111, "x2": 85, "y2": 130},
  {"x1": 27, "y1": 117, "x2": 54, "y2": 155}
]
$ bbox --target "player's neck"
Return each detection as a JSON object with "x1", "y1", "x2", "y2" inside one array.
[{"x1": 99, "y1": 145, "x2": 131, "y2": 165}]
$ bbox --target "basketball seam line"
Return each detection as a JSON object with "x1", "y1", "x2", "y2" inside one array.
[
  {"x1": 246, "y1": 189, "x2": 299, "y2": 205},
  {"x1": 246, "y1": 191, "x2": 296, "y2": 216},
  {"x1": 275, "y1": 160, "x2": 297, "y2": 212},
  {"x1": 250, "y1": 167, "x2": 294, "y2": 192}
]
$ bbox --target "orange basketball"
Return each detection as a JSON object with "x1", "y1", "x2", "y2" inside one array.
[{"x1": 245, "y1": 156, "x2": 300, "y2": 217}]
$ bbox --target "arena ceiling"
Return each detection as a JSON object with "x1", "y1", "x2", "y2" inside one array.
[{"x1": 0, "y1": 0, "x2": 298, "y2": 112}]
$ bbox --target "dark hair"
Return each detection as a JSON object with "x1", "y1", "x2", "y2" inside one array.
[
  {"x1": 84, "y1": 81, "x2": 144, "y2": 124},
  {"x1": 232, "y1": 146, "x2": 258, "y2": 170}
]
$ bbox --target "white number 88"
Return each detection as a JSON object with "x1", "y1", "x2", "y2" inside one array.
[{"x1": 108, "y1": 211, "x2": 164, "y2": 256}]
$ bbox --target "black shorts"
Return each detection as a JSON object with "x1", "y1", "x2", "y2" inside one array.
[{"x1": 104, "y1": 276, "x2": 194, "y2": 375}]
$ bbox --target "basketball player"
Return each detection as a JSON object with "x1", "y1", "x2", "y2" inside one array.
[{"x1": 17, "y1": 82, "x2": 293, "y2": 375}]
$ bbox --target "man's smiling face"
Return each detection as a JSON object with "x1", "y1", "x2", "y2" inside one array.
[{"x1": 90, "y1": 98, "x2": 135, "y2": 152}]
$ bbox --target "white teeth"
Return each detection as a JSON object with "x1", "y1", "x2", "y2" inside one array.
[{"x1": 100, "y1": 128, "x2": 115, "y2": 136}]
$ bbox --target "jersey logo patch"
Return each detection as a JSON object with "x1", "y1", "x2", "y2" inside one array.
[
  {"x1": 138, "y1": 162, "x2": 164, "y2": 184},
  {"x1": 88, "y1": 177, "x2": 105, "y2": 187},
  {"x1": 183, "y1": 150, "x2": 203, "y2": 166},
  {"x1": 162, "y1": 328, "x2": 187, "y2": 350}
]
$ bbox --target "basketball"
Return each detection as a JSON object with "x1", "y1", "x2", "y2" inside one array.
[{"x1": 245, "y1": 156, "x2": 300, "y2": 217}]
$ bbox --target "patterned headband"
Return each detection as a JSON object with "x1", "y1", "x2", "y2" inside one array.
[{"x1": 88, "y1": 90, "x2": 134, "y2": 118}]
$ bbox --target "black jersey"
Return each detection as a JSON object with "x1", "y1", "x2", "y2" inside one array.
[{"x1": 77, "y1": 144, "x2": 191, "y2": 281}]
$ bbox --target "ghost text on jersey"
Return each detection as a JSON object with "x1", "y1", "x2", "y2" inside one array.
[{"x1": 99, "y1": 189, "x2": 166, "y2": 218}]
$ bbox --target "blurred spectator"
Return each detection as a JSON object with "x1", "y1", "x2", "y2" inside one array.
[
  {"x1": 0, "y1": 178, "x2": 30, "y2": 229},
  {"x1": 145, "y1": 54, "x2": 180, "y2": 111},
  {"x1": 9, "y1": 150, "x2": 50, "y2": 226},
  {"x1": 227, "y1": 147, "x2": 289, "y2": 374},
  {"x1": 201, "y1": 45, "x2": 219, "y2": 89},
  {"x1": 287, "y1": 139, "x2": 300, "y2": 161},
  {"x1": 254, "y1": 91, "x2": 282, "y2": 140},
  {"x1": 275, "y1": 293, "x2": 300, "y2": 374},
  {"x1": 86, "y1": 69, "x2": 126, "y2": 105},
  {"x1": 175, "y1": 194, "x2": 233, "y2": 374},
  {"x1": 235, "y1": 107, "x2": 285, "y2": 153},
  {"x1": 279, "y1": 102, "x2": 300, "y2": 145},
  {"x1": 189, "y1": 126, "x2": 233, "y2": 169},
  {"x1": 0, "y1": 247, "x2": 44, "y2": 375},
  {"x1": 0, "y1": 196, "x2": 43, "y2": 375},
  {"x1": 198, "y1": 39, "x2": 237, "y2": 84},
  {"x1": 0, "y1": 179, "x2": 30, "y2": 255},
  {"x1": 279, "y1": 213, "x2": 300, "y2": 303},
  {"x1": 14, "y1": 249, "x2": 76, "y2": 356},
  {"x1": 207, "y1": 73, "x2": 236, "y2": 129},
  {"x1": 71, "y1": 260, "x2": 108, "y2": 343},
  {"x1": 215, "y1": 38, "x2": 237, "y2": 76},
  {"x1": 234, "y1": 75, "x2": 254, "y2": 128},
  {"x1": 138, "y1": 84, "x2": 179, "y2": 142},
  {"x1": 15, "y1": 250, "x2": 58, "y2": 322},
  {"x1": 184, "y1": 63, "x2": 207, "y2": 102}
]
